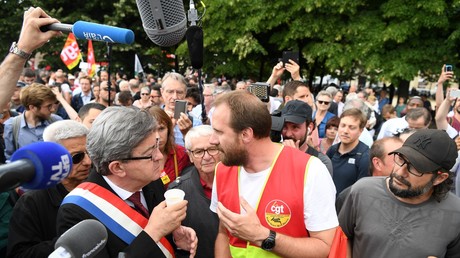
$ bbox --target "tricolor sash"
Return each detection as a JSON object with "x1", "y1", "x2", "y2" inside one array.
[{"x1": 62, "y1": 182, "x2": 175, "y2": 258}]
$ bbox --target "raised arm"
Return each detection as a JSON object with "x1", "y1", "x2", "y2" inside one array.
[
  {"x1": 0, "y1": 7, "x2": 60, "y2": 108},
  {"x1": 435, "y1": 64, "x2": 454, "y2": 111}
]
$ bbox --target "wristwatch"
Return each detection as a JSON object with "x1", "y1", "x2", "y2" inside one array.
[
  {"x1": 9, "y1": 42, "x2": 32, "y2": 59},
  {"x1": 261, "y1": 230, "x2": 276, "y2": 251}
]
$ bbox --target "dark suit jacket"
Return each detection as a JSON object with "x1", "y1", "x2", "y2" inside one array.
[
  {"x1": 56, "y1": 170, "x2": 172, "y2": 257},
  {"x1": 71, "y1": 93, "x2": 94, "y2": 112},
  {"x1": 7, "y1": 184, "x2": 68, "y2": 258}
]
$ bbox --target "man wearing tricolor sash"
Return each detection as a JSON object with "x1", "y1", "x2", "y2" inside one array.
[
  {"x1": 56, "y1": 107, "x2": 197, "y2": 257},
  {"x1": 209, "y1": 91, "x2": 339, "y2": 258}
]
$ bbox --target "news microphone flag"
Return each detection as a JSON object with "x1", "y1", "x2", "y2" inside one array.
[
  {"x1": 60, "y1": 33, "x2": 82, "y2": 70},
  {"x1": 134, "y1": 54, "x2": 144, "y2": 78},
  {"x1": 87, "y1": 40, "x2": 96, "y2": 77}
]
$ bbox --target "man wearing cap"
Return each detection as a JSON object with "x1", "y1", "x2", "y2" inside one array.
[
  {"x1": 377, "y1": 96, "x2": 427, "y2": 139},
  {"x1": 280, "y1": 100, "x2": 333, "y2": 175},
  {"x1": 338, "y1": 129, "x2": 460, "y2": 257}
]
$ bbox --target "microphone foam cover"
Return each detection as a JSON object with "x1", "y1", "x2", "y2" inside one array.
[
  {"x1": 186, "y1": 25, "x2": 204, "y2": 69},
  {"x1": 73, "y1": 21, "x2": 135, "y2": 44},
  {"x1": 55, "y1": 219, "x2": 108, "y2": 258},
  {"x1": 136, "y1": 0, "x2": 187, "y2": 47},
  {"x1": 11, "y1": 142, "x2": 72, "y2": 190}
]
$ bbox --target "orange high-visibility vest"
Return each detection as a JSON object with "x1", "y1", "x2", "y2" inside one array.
[{"x1": 215, "y1": 146, "x2": 312, "y2": 258}]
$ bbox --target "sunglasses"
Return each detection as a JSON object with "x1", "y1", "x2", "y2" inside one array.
[
  {"x1": 72, "y1": 152, "x2": 87, "y2": 164},
  {"x1": 317, "y1": 100, "x2": 330, "y2": 105},
  {"x1": 141, "y1": 93, "x2": 150, "y2": 96}
]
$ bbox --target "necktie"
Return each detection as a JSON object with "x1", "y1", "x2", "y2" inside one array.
[{"x1": 127, "y1": 191, "x2": 150, "y2": 218}]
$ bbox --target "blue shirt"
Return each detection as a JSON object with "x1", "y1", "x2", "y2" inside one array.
[
  {"x1": 3, "y1": 113, "x2": 62, "y2": 160},
  {"x1": 173, "y1": 115, "x2": 202, "y2": 147},
  {"x1": 314, "y1": 111, "x2": 336, "y2": 138},
  {"x1": 326, "y1": 141, "x2": 370, "y2": 196}
]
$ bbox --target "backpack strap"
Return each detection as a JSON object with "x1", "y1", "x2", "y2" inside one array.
[{"x1": 12, "y1": 115, "x2": 22, "y2": 152}]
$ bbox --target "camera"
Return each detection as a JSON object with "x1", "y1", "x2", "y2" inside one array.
[
  {"x1": 270, "y1": 110, "x2": 285, "y2": 142},
  {"x1": 445, "y1": 64, "x2": 453, "y2": 72},
  {"x1": 248, "y1": 82, "x2": 270, "y2": 102}
]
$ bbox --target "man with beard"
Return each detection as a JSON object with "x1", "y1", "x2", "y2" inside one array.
[
  {"x1": 338, "y1": 129, "x2": 460, "y2": 258},
  {"x1": 209, "y1": 91, "x2": 338, "y2": 258},
  {"x1": 97, "y1": 81, "x2": 117, "y2": 107},
  {"x1": 280, "y1": 100, "x2": 333, "y2": 175},
  {"x1": 3, "y1": 84, "x2": 62, "y2": 160},
  {"x1": 7, "y1": 120, "x2": 91, "y2": 257}
]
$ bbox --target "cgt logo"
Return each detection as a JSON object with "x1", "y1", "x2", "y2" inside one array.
[{"x1": 265, "y1": 200, "x2": 291, "y2": 228}]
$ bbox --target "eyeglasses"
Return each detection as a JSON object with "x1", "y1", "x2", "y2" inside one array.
[
  {"x1": 40, "y1": 102, "x2": 58, "y2": 111},
  {"x1": 150, "y1": 95, "x2": 160, "y2": 99},
  {"x1": 393, "y1": 153, "x2": 432, "y2": 177},
  {"x1": 203, "y1": 94, "x2": 213, "y2": 98},
  {"x1": 117, "y1": 138, "x2": 160, "y2": 162},
  {"x1": 317, "y1": 100, "x2": 330, "y2": 105},
  {"x1": 141, "y1": 93, "x2": 150, "y2": 96},
  {"x1": 188, "y1": 147, "x2": 220, "y2": 158},
  {"x1": 164, "y1": 89, "x2": 185, "y2": 96},
  {"x1": 72, "y1": 152, "x2": 88, "y2": 164}
]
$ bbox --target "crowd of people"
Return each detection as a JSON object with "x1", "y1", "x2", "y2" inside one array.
[{"x1": 0, "y1": 6, "x2": 460, "y2": 258}]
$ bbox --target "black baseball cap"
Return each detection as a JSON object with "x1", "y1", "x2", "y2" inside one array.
[
  {"x1": 281, "y1": 100, "x2": 312, "y2": 124},
  {"x1": 389, "y1": 129, "x2": 458, "y2": 172},
  {"x1": 16, "y1": 81, "x2": 26, "y2": 88}
]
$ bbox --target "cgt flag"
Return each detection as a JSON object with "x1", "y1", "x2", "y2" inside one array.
[
  {"x1": 87, "y1": 40, "x2": 97, "y2": 77},
  {"x1": 60, "y1": 33, "x2": 82, "y2": 70}
]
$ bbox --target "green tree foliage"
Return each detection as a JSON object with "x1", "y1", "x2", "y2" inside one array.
[{"x1": 0, "y1": 0, "x2": 459, "y2": 88}]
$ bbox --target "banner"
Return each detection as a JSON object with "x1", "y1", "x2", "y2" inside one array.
[
  {"x1": 87, "y1": 40, "x2": 96, "y2": 77},
  {"x1": 60, "y1": 33, "x2": 82, "y2": 70}
]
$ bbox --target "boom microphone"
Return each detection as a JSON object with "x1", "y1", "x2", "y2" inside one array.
[
  {"x1": 186, "y1": 26, "x2": 203, "y2": 69},
  {"x1": 136, "y1": 0, "x2": 187, "y2": 47},
  {"x1": 0, "y1": 142, "x2": 72, "y2": 192},
  {"x1": 49, "y1": 219, "x2": 108, "y2": 258},
  {"x1": 41, "y1": 21, "x2": 135, "y2": 44}
]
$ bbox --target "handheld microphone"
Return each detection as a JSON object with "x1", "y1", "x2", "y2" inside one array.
[
  {"x1": 41, "y1": 21, "x2": 135, "y2": 44},
  {"x1": 0, "y1": 142, "x2": 72, "y2": 191},
  {"x1": 49, "y1": 219, "x2": 108, "y2": 258},
  {"x1": 136, "y1": 0, "x2": 187, "y2": 47}
]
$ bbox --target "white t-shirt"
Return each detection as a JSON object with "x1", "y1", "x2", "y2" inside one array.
[{"x1": 210, "y1": 156, "x2": 338, "y2": 232}]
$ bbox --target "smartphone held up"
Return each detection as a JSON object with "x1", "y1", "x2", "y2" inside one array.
[{"x1": 174, "y1": 100, "x2": 188, "y2": 119}]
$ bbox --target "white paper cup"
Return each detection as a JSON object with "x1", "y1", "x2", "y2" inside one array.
[{"x1": 164, "y1": 189, "x2": 185, "y2": 206}]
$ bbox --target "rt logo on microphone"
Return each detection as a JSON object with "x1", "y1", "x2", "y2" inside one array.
[
  {"x1": 49, "y1": 155, "x2": 72, "y2": 185},
  {"x1": 82, "y1": 32, "x2": 114, "y2": 43}
]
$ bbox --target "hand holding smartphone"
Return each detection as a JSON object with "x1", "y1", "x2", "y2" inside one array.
[
  {"x1": 174, "y1": 100, "x2": 188, "y2": 119},
  {"x1": 282, "y1": 51, "x2": 299, "y2": 67},
  {"x1": 450, "y1": 89, "x2": 460, "y2": 98}
]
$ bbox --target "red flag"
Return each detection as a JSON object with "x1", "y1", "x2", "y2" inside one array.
[
  {"x1": 60, "y1": 33, "x2": 82, "y2": 70},
  {"x1": 87, "y1": 40, "x2": 96, "y2": 77}
]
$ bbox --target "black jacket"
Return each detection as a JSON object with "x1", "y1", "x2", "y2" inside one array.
[
  {"x1": 168, "y1": 166, "x2": 219, "y2": 258},
  {"x1": 7, "y1": 184, "x2": 69, "y2": 258},
  {"x1": 56, "y1": 170, "x2": 172, "y2": 257}
]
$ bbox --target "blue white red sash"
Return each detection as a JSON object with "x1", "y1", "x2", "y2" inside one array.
[{"x1": 62, "y1": 182, "x2": 175, "y2": 258}]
